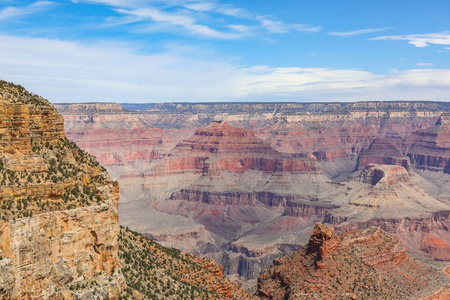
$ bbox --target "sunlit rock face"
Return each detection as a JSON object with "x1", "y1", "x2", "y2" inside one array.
[
  {"x1": 257, "y1": 223, "x2": 450, "y2": 300},
  {"x1": 0, "y1": 82, "x2": 124, "y2": 299}
]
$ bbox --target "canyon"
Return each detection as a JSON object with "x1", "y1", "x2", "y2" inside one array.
[
  {"x1": 0, "y1": 82, "x2": 253, "y2": 299},
  {"x1": 55, "y1": 100, "x2": 450, "y2": 285},
  {"x1": 1, "y1": 81, "x2": 449, "y2": 298}
]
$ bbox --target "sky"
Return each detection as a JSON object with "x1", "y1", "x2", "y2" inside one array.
[{"x1": 0, "y1": 0, "x2": 450, "y2": 103}]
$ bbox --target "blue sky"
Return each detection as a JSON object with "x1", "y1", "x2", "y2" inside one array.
[{"x1": 0, "y1": 0, "x2": 450, "y2": 102}]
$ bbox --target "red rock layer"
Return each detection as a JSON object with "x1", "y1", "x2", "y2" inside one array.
[
  {"x1": 356, "y1": 138, "x2": 411, "y2": 171},
  {"x1": 164, "y1": 121, "x2": 319, "y2": 174},
  {"x1": 326, "y1": 210, "x2": 450, "y2": 261},
  {"x1": 63, "y1": 113, "x2": 166, "y2": 166},
  {"x1": 404, "y1": 114, "x2": 450, "y2": 173},
  {"x1": 257, "y1": 223, "x2": 450, "y2": 300}
]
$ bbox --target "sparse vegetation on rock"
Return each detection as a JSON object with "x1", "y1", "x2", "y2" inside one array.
[
  {"x1": 118, "y1": 226, "x2": 258, "y2": 300},
  {"x1": 0, "y1": 82, "x2": 124, "y2": 299}
]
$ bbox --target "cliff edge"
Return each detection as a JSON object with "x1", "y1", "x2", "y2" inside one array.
[{"x1": 0, "y1": 81, "x2": 124, "y2": 299}]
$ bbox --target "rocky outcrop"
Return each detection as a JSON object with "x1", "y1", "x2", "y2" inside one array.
[
  {"x1": 404, "y1": 114, "x2": 450, "y2": 174},
  {"x1": 0, "y1": 82, "x2": 124, "y2": 299},
  {"x1": 0, "y1": 199, "x2": 123, "y2": 299},
  {"x1": 257, "y1": 224, "x2": 450, "y2": 299},
  {"x1": 326, "y1": 164, "x2": 450, "y2": 220},
  {"x1": 356, "y1": 138, "x2": 411, "y2": 171},
  {"x1": 306, "y1": 222, "x2": 340, "y2": 260},
  {"x1": 323, "y1": 164, "x2": 450, "y2": 260}
]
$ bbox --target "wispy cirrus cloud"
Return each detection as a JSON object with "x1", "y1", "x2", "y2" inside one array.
[
  {"x1": 0, "y1": 1, "x2": 54, "y2": 21},
  {"x1": 71, "y1": 0, "x2": 320, "y2": 39},
  {"x1": 292, "y1": 24, "x2": 321, "y2": 33},
  {"x1": 329, "y1": 27, "x2": 390, "y2": 37},
  {"x1": 417, "y1": 62, "x2": 435, "y2": 67},
  {"x1": 115, "y1": 7, "x2": 245, "y2": 39},
  {"x1": 371, "y1": 32, "x2": 450, "y2": 47},
  {"x1": 258, "y1": 17, "x2": 320, "y2": 34}
]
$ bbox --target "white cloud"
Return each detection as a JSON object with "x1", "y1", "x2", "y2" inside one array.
[
  {"x1": 0, "y1": 1, "x2": 54, "y2": 20},
  {"x1": 182, "y1": 1, "x2": 247, "y2": 18},
  {"x1": 329, "y1": 27, "x2": 390, "y2": 37},
  {"x1": 260, "y1": 19, "x2": 286, "y2": 33},
  {"x1": 417, "y1": 62, "x2": 435, "y2": 67},
  {"x1": 292, "y1": 24, "x2": 321, "y2": 33},
  {"x1": 259, "y1": 17, "x2": 320, "y2": 34},
  {"x1": 1, "y1": 35, "x2": 450, "y2": 103},
  {"x1": 183, "y1": 2, "x2": 216, "y2": 12},
  {"x1": 228, "y1": 24, "x2": 251, "y2": 34},
  {"x1": 372, "y1": 33, "x2": 450, "y2": 47},
  {"x1": 71, "y1": 0, "x2": 320, "y2": 38},
  {"x1": 115, "y1": 7, "x2": 244, "y2": 39}
]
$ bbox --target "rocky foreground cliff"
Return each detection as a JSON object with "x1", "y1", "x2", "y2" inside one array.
[
  {"x1": 0, "y1": 81, "x2": 125, "y2": 298},
  {"x1": 257, "y1": 223, "x2": 450, "y2": 300}
]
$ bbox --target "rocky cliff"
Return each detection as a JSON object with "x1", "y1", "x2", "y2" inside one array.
[
  {"x1": 0, "y1": 82, "x2": 124, "y2": 299},
  {"x1": 257, "y1": 223, "x2": 450, "y2": 299},
  {"x1": 356, "y1": 138, "x2": 411, "y2": 171},
  {"x1": 404, "y1": 114, "x2": 450, "y2": 174}
]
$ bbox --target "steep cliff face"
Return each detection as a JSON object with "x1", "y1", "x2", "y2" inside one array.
[
  {"x1": 257, "y1": 223, "x2": 450, "y2": 300},
  {"x1": 356, "y1": 138, "x2": 411, "y2": 171},
  {"x1": 405, "y1": 114, "x2": 450, "y2": 174},
  {"x1": 0, "y1": 82, "x2": 124, "y2": 299}
]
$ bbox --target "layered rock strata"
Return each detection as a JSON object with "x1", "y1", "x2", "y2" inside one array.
[
  {"x1": 356, "y1": 138, "x2": 411, "y2": 171},
  {"x1": 404, "y1": 114, "x2": 450, "y2": 174},
  {"x1": 0, "y1": 82, "x2": 124, "y2": 299},
  {"x1": 120, "y1": 121, "x2": 334, "y2": 281},
  {"x1": 324, "y1": 164, "x2": 450, "y2": 260},
  {"x1": 257, "y1": 223, "x2": 450, "y2": 299}
]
